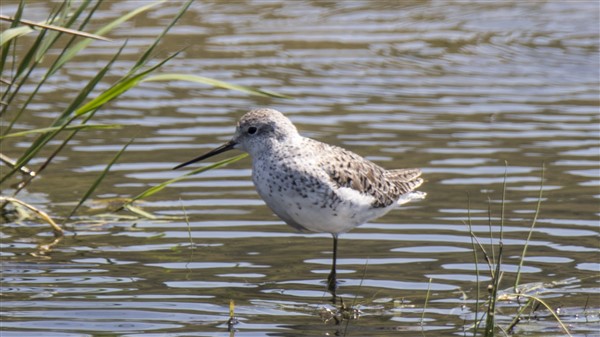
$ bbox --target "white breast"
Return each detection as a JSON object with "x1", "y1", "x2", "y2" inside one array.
[{"x1": 252, "y1": 157, "x2": 398, "y2": 234}]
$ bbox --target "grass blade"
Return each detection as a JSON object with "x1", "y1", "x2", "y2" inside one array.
[
  {"x1": 500, "y1": 161, "x2": 508, "y2": 241},
  {"x1": 32, "y1": 1, "x2": 75, "y2": 63},
  {"x1": 0, "y1": 196, "x2": 63, "y2": 236},
  {"x1": 0, "y1": 0, "x2": 24, "y2": 73},
  {"x1": 123, "y1": 204, "x2": 158, "y2": 219},
  {"x1": 0, "y1": 124, "x2": 122, "y2": 139},
  {"x1": 16, "y1": 110, "x2": 115, "y2": 196},
  {"x1": 1, "y1": 15, "x2": 50, "y2": 105},
  {"x1": 510, "y1": 294, "x2": 573, "y2": 336},
  {"x1": 487, "y1": 197, "x2": 495, "y2": 268},
  {"x1": 125, "y1": 153, "x2": 249, "y2": 205},
  {"x1": 143, "y1": 73, "x2": 291, "y2": 98},
  {"x1": 44, "y1": 0, "x2": 101, "y2": 76},
  {"x1": 73, "y1": 51, "x2": 181, "y2": 117},
  {"x1": 483, "y1": 166, "x2": 509, "y2": 337},
  {"x1": 64, "y1": 136, "x2": 136, "y2": 223},
  {"x1": 129, "y1": 0, "x2": 193, "y2": 73},
  {"x1": 421, "y1": 277, "x2": 433, "y2": 329},
  {"x1": 0, "y1": 24, "x2": 35, "y2": 47},
  {"x1": 505, "y1": 297, "x2": 534, "y2": 334},
  {"x1": 0, "y1": 14, "x2": 111, "y2": 43},
  {"x1": 466, "y1": 194, "x2": 481, "y2": 336},
  {"x1": 0, "y1": 153, "x2": 35, "y2": 177},
  {"x1": 484, "y1": 246, "x2": 503, "y2": 337},
  {"x1": 514, "y1": 163, "x2": 545, "y2": 289},
  {"x1": 52, "y1": 1, "x2": 164, "y2": 72}
]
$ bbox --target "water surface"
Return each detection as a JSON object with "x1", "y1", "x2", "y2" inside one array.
[{"x1": 1, "y1": 1, "x2": 599, "y2": 336}]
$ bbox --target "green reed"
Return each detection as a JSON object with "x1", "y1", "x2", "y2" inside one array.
[
  {"x1": 466, "y1": 163, "x2": 571, "y2": 336},
  {"x1": 1, "y1": 0, "x2": 285, "y2": 227}
]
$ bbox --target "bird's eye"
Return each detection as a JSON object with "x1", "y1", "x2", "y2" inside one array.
[{"x1": 247, "y1": 126, "x2": 257, "y2": 135}]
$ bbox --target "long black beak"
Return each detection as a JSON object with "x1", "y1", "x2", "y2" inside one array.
[{"x1": 173, "y1": 140, "x2": 237, "y2": 170}]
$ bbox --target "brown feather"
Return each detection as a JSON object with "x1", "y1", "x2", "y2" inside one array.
[{"x1": 314, "y1": 141, "x2": 423, "y2": 208}]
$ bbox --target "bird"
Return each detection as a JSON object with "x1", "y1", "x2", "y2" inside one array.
[{"x1": 174, "y1": 108, "x2": 426, "y2": 295}]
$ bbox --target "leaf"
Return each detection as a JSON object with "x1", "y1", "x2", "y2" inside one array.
[{"x1": 143, "y1": 73, "x2": 291, "y2": 99}]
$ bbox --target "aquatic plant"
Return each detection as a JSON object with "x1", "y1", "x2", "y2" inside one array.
[{"x1": 466, "y1": 163, "x2": 572, "y2": 336}]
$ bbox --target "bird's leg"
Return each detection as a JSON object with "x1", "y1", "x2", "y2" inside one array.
[{"x1": 327, "y1": 234, "x2": 338, "y2": 297}]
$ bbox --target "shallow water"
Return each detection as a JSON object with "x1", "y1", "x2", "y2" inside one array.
[{"x1": 1, "y1": 1, "x2": 599, "y2": 336}]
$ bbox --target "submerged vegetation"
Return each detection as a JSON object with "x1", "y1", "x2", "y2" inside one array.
[{"x1": 0, "y1": 0, "x2": 282, "y2": 230}]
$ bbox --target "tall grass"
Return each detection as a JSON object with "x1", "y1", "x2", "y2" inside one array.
[
  {"x1": 0, "y1": 0, "x2": 285, "y2": 226},
  {"x1": 466, "y1": 163, "x2": 572, "y2": 336}
]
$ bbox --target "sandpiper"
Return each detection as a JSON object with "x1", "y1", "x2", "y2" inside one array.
[{"x1": 174, "y1": 108, "x2": 426, "y2": 294}]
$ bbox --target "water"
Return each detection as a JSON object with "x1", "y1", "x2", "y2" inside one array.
[{"x1": 1, "y1": 1, "x2": 599, "y2": 336}]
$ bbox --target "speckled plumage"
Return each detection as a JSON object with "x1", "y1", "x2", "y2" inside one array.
[
  {"x1": 175, "y1": 107, "x2": 426, "y2": 293},
  {"x1": 226, "y1": 108, "x2": 425, "y2": 234}
]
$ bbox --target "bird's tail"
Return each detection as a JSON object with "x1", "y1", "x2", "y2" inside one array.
[{"x1": 397, "y1": 191, "x2": 427, "y2": 205}]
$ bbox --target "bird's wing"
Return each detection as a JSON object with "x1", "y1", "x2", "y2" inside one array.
[
  {"x1": 316, "y1": 141, "x2": 423, "y2": 208},
  {"x1": 385, "y1": 169, "x2": 424, "y2": 194}
]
